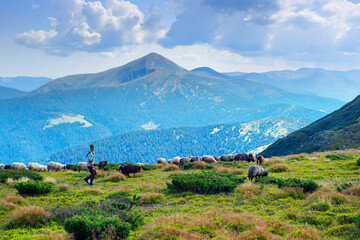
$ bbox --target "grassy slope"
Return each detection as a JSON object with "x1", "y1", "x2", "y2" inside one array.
[
  {"x1": 0, "y1": 149, "x2": 360, "y2": 239},
  {"x1": 261, "y1": 95, "x2": 360, "y2": 157}
]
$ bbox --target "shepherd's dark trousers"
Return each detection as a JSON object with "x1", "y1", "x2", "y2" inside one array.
[{"x1": 85, "y1": 167, "x2": 96, "y2": 184}]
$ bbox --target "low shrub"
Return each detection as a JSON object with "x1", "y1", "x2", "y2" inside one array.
[
  {"x1": 326, "y1": 154, "x2": 352, "y2": 160},
  {"x1": 105, "y1": 171, "x2": 126, "y2": 182},
  {"x1": 57, "y1": 184, "x2": 70, "y2": 192},
  {"x1": 336, "y1": 182, "x2": 353, "y2": 192},
  {"x1": 310, "y1": 201, "x2": 331, "y2": 212},
  {"x1": 337, "y1": 214, "x2": 355, "y2": 225},
  {"x1": 138, "y1": 193, "x2": 166, "y2": 204},
  {"x1": 325, "y1": 224, "x2": 354, "y2": 237},
  {"x1": 268, "y1": 164, "x2": 290, "y2": 172},
  {"x1": 0, "y1": 200, "x2": 17, "y2": 212},
  {"x1": 6, "y1": 177, "x2": 29, "y2": 184},
  {"x1": 167, "y1": 171, "x2": 246, "y2": 194},
  {"x1": 255, "y1": 177, "x2": 319, "y2": 193},
  {"x1": 44, "y1": 176, "x2": 57, "y2": 184},
  {"x1": 65, "y1": 213, "x2": 131, "y2": 240},
  {"x1": 283, "y1": 187, "x2": 306, "y2": 199},
  {"x1": 15, "y1": 181, "x2": 53, "y2": 195},
  {"x1": 72, "y1": 164, "x2": 78, "y2": 171},
  {"x1": 6, "y1": 206, "x2": 51, "y2": 229},
  {"x1": 191, "y1": 161, "x2": 207, "y2": 170},
  {"x1": 183, "y1": 162, "x2": 192, "y2": 170},
  {"x1": 141, "y1": 164, "x2": 158, "y2": 171},
  {"x1": 355, "y1": 213, "x2": 360, "y2": 231},
  {"x1": 3, "y1": 194, "x2": 25, "y2": 204},
  {"x1": 0, "y1": 169, "x2": 43, "y2": 183},
  {"x1": 103, "y1": 163, "x2": 121, "y2": 171},
  {"x1": 107, "y1": 187, "x2": 133, "y2": 198},
  {"x1": 164, "y1": 164, "x2": 179, "y2": 172},
  {"x1": 357, "y1": 158, "x2": 360, "y2": 166},
  {"x1": 343, "y1": 185, "x2": 360, "y2": 197}
]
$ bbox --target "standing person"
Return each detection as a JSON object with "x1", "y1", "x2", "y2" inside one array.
[{"x1": 84, "y1": 144, "x2": 96, "y2": 186}]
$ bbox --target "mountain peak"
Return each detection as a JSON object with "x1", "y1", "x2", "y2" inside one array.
[
  {"x1": 30, "y1": 53, "x2": 188, "y2": 95},
  {"x1": 191, "y1": 67, "x2": 227, "y2": 78}
]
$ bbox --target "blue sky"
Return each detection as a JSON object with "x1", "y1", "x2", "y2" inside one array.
[{"x1": 1, "y1": 0, "x2": 360, "y2": 78}]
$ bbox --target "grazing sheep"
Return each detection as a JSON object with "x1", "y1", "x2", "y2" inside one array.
[
  {"x1": 167, "y1": 159, "x2": 173, "y2": 164},
  {"x1": 179, "y1": 157, "x2": 191, "y2": 168},
  {"x1": 47, "y1": 162, "x2": 63, "y2": 172},
  {"x1": 118, "y1": 164, "x2": 141, "y2": 177},
  {"x1": 0, "y1": 164, "x2": 4, "y2": 169},
  {"x1": 77, "y1": 162, "x2": 88, "y2": 172},
  {"x1": 257, "y1": 155, "x2": 264, "y2": 165},
  {"x1": 157, "y1": 158, "x2": 166, "y2": 164},
  {"x1": 220, "y1": 155, "x2": 231, "y2": 161},
  {"x1": 248, "y1": 153, "x2": 256, "y2": 162},
  {"x1": 38, "y1": 165, "x2": 48, "y2": 172},
  {"x1": 171, "y1": 157, "x2": 181, "y2": 165},
  {"x1": 98, "y1": 161, "x2": 109, "y2": 170},
  {"x1": 248, "y1": 165, "x2": 268, "y2": 181},
  {"x1": 190, "y1": 156, "x2": 201, "y2": 162},
  {"x1": 65, "y1": 164, "x2": 74, "y2": 170},
  {"x1": 213, "y1": 156, "x2": 220, "y2": 161},
  {"x1": 235, "y1": 153, "x2": 247, "y2": 162},
  {"x1": 228, "y1": 154, "x2": 236, "y2": 161},
  {"x1": 28, "y1": 163, "x2": 40, "y2": 171},
  {"x1": 4, "y1": 165, "x2": 11, "y2": 169},
  {"x1": 202, "y1": 155, "x2": 216, "y2": 164},
  {"x1": 11, "y1": 162, "x2": 27, "y2": 170}
]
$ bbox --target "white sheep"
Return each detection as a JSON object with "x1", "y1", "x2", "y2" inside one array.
[
  {"x1": 0, "y1": 164, "x2": 4, "y2": 169},
  {"x1": 77, "y1": 162, "x2": 88, "y2": 172},
  {"x1": 201, "y1": 155, "x2": 216, "y2": 164},
  {"x1": 171, "y1": 157, "x2": 181, "y2": 165},
  {"x1": 28, "y1": 162, "x2": 40, "y2": 171},
  {"x1": 248, "y1": 165, "x2": 268, "y2": 181},
  {"x1": 38, "y1": 164, "x2": 48, "y2": 172},
  {"x1": 11, "y1": 162, "x2": 27, "y2": 170},
  {"x1": 157, "y1": 158, "x2": 166, "y2": 164},
  {"x1": 47, "y1": 162, "x2": 62, "y2": 172}
]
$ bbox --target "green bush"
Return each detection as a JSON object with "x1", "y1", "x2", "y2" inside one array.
[
  {"x1": 336, "y1": 182, "x2": 353, "y2": 192},
  {"x1": 255, "y1": 177, "x2": 319, "y2": 193},
  {"x1": 326, "y1": 154, "x2": 352, "y2": 160},
  {"x1": 0, "y1": 169, "x2": 43, "y2": 183},
  {"x1": 310, "y1": 201, "x2": 331, "y2": 212},
  {"x1": 183, "y1": 162, "x2": 192, "y2": 170},
  {"x1": 141, "y1": 164, "x2": 157, "y2": 171},
  {"x1": 167, "y1": 171, "x2": 246, "y2": 194},
  {"x1": 15, "y1": 181, "x2": 53, "y2": 195},
  {"x1": 103, "y1": 163, "x2": 121, "y2": 171},
  {"x1": 72, "y1": 164, "x2": 78, "y2": 171},
  {"x1": 65, "y1": 213, "x2": 131, "y2": 240},
  {"x1": 356, "y1": 158, "x2": 360, "y2": 166},
  {"x1": 355, "y1": 213, "x2": 360, "y2": 230}
]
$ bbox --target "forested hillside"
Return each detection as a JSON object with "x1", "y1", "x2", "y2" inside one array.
[
  {"x1": 46, "y1": 117, "x2": 312, "y2": 165},
  {"x1": 261, "y1": 95, "x2": 360, "y2": 157}
]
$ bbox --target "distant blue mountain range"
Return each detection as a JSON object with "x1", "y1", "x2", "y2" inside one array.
[
  {"x1": 0, "y1": 76, "x2": 52, "y2": 92},
  {"x1": 0, "y1": 53, "x2": 345, "y2": 164}
]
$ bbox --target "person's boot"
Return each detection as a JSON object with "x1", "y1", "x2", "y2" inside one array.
[{"x1": 84, "y1": 178, "x2": 89, "y2": 185}]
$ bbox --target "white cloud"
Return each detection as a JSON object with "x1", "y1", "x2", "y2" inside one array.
[
  {"x1": 15, "y1": 0, "x2": 166, "y2": 56},
  {"x1": 32, "y1": 3, "x2": 39, "y2": 9}
]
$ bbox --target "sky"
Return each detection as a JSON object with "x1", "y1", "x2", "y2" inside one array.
[{"x1": 1, "y1": 0, "x2": 360, "y2": 78}]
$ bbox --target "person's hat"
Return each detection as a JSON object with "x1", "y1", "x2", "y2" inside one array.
[{"x1": 90, "y1": 144, "x2": 95, "y2": 148}]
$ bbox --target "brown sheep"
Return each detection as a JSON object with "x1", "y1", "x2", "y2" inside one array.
[
  {"x1": 98, "y1": 161, "x2": 109, "y2": 170},
  {"x1": 257, "y1": 155, "x2": 264, "y2": 165}
]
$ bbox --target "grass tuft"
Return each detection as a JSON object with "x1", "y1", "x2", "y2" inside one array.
[{"x1": 6, "y1": 206, "x2": 51, "y2": 229}]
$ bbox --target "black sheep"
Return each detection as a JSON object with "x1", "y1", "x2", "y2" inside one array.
[
  {"x1": 65, "y1": 164, "x2": 73, "y2": 170},
  {"x1": 118, "y1": 164, "x2": 141, "y2": 177},
  {"x1": 98, "y1": 161, "x2": 109, "y2": 170},
  {"x1": 4, "y1": 165, "x2": 11, "y2": 169}
]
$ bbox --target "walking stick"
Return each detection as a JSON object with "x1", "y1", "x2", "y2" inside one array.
[{"x1": 73, "y1": 169, "x2": 89, "y2": 186}]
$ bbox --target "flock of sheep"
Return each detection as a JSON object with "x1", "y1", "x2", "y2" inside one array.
[
  {"x1": 157, "y1": 153, "x2": 264, "y2": 166},
  {"x1": 0, "y1": 152, "x2": 268, "y2": 181},
  {"x1": 0, "y1": 161, "x2": 109, "y2": 172}
]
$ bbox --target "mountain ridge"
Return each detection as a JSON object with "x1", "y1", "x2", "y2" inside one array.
[{"x1": 261, "y1": 95, "x2": 360, "y2": 157}]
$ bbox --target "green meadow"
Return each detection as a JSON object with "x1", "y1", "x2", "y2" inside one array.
[{"x1": 1, "y1": 149, "x2": 360, "y2": 240}]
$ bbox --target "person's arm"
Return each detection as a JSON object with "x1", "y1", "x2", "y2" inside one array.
[
  {"x1": 90, "y1": 161, "x2": 95, "y2": 171},
  {"x1": 87, "y1": 153, "x2": 95, "y2": 171}
]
